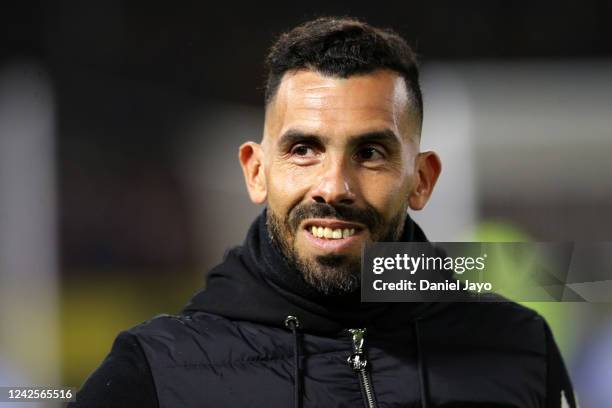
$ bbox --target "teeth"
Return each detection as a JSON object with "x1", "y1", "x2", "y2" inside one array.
[
  {"x1": 309, "y1": 226, "x2": 357, "y2": 239},
  {"x1": 324, "y1": 227, "x2": 332, "y2": 238}
]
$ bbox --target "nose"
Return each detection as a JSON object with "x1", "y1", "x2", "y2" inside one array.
[{"x1": 309, "y1": 156, "x2": 356, "y2": 206}]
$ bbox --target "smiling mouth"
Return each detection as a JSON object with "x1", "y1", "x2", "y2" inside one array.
[
  {"x1": 309, "y1": 226, "x2": 356, "y2": 239},
  {"x1": 303, "y1": 219, "x2": 364, "y2": 240}
]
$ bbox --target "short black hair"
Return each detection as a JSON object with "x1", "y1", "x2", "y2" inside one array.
[{"x1": 264, "y1": 16, "x2": 423, "y2": 125}]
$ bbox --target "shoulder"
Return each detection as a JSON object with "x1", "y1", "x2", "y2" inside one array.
[
  {"x1": 127, "y1": 312, "x2": 270, "y2": 368},
  {"x1": 70, "y1": 331, "x2": 158, "y2": 407},
  {"x1": 422, "y1": 297, "x2": 548, "y2": 353},
  {"x1": 432, "y1": 294, "x2": 543, "y2": 326},
  {"x1": 127, "y1": 311, "x2": 240, "y2": 344}
]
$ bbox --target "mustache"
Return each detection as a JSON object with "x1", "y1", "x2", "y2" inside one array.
[{"x1": 288, "y1": 202, "x2": 384, "y2": 232}]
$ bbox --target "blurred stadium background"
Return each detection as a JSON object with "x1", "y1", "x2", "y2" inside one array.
[{"x1": 1, "y1": 1, "x2": 611, "y2": 406}]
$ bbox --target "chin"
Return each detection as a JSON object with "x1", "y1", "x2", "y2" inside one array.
[{"x1": 301, "y1": 255, "x2": 362, "y2": 295}]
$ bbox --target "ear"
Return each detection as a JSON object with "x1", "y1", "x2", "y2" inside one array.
[
  {"x1": 239, "y1": 141, "x2": 267, "y2": 204},
  {"x1": 408, "y1": 151, "x2": 442, "y2": 210}
]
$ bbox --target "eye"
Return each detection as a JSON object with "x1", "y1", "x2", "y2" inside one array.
[
  {"x1": 355, "y1": 146, "x2": 385, "y2": 162},
  {"x1": 290, "y1": 144, "x2": 317, "y2": 158}
]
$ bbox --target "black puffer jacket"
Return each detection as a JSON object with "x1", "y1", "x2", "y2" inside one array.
[{"x1": 72, "y1": 211, "x2": 576, "y2": 407}]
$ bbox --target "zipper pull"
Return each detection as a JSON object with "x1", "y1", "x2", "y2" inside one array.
[
  {"x1": 347, "y1": 328, "x2": 368, "y2": 371},
  {"x1": 347, "y1": 328, "x2": 378, "y2": 408}
]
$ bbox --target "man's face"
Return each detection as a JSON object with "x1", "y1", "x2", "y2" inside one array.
[{"x1": 242, "y1": 69, "x2": 433, "y2": 294}]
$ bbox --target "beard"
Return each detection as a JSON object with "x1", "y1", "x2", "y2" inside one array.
[{"x1": 266, "y1": 201, "x2": 408, "y2": 296}]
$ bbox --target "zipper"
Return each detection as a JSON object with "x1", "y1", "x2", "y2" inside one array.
[{"x1": 347, "y1": 328, "x2": 377, "y2": 408}]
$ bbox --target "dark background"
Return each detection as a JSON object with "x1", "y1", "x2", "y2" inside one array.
[{"x1": 3, "y1": 0, "x2": 612, "y2": 269}]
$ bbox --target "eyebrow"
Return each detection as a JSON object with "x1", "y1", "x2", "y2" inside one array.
[
  {"x1": 277, "y1": 130, "x2": 329, "y2": 152},
  {"x1": 349, "y1": 130, "x2": 401, "y2": 150},
  {"x1": 277, "y1": 128, "x2": 401, "y2": 152}
]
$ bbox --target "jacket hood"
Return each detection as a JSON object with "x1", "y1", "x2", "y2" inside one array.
[{"x1": 183, "y1": 209, "x2": 448, "y2": 334}]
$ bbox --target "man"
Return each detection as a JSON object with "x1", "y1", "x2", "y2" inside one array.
[{"x1": 72, "y1": 17, "x2": 576, "y2": 407}]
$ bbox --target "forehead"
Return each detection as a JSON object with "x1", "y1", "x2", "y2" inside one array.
[{"x1": 265, "y1": 69, "x2": 415, "y2": 141}]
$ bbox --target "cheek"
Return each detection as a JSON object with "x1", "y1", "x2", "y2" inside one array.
[
  {"x1": 360, "y1": 173, "x2": 412, "y2": 216},
  {"x1": 266, "y1": 164, "x2": 313, "y2": 214}
]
